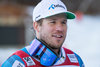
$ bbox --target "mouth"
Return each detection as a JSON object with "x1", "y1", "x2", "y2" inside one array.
[{"x1": 52, "y1": 34, "x2": 63, "y2": 39}]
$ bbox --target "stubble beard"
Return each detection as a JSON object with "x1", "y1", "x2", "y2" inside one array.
[{"x1": 39, "y1": 32, "x2": 65, "y2": 49}]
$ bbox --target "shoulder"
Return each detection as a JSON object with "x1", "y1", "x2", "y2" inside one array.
[
  {"x1": 62, "y1": 47, "x2": 85, "y2": 67},
  {"x1": 1, "y1": 47, "x2": 37, "y2": 67},
  {"x1": 74, "y1": 52, "x2": 85, "y2": 67},
  {"x1": 1, "y1": 55, "x2": 25, "y2": 67},
  {"x1": 1, "y1": 47, "x2": 28, "y2": 67}
]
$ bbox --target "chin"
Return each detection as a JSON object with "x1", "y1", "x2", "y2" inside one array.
[{"x1": 52, "y1": 43, "x2": 62, "y2": 48}]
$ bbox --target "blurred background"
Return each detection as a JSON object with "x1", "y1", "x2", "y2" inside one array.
[{"x1": 0, "y1": 0, "x2": 100, "y2": 67}]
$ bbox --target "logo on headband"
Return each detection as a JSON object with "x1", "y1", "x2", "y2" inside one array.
[{"x1": 49, "y1": 4, "x2": 65, "y2": 10}]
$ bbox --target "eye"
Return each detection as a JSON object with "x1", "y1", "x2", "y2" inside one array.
[{"x1": 62, "y1": 20, "x2": 67, "y2": 24}]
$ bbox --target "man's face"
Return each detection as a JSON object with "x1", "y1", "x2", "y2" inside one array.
[{"x1": 37, "y1": 14, "x2": 67, "y2": 49}]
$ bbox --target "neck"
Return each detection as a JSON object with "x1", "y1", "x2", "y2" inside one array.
[
  {"x1": 37, "y1": 38, "x2": 60, "y2": 55},
  {"x1": 53, "y1": 48, "x2": 60, "y2": 55}
]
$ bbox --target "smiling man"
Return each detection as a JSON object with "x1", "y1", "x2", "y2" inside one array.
[
  {"x1": 2, "y1": 0, "x2": 84, "y2": 67},
  {"x1": 35, "y1": 14, "x2": 67, "y2": 53}
]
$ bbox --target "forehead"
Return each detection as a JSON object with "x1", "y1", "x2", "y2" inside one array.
[{"x1": 45, "y1": 13, "x2": 67, "y2": 20}]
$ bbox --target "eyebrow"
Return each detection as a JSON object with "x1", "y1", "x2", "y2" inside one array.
[
  {"x1": 48, "y1": 18, "x2": 67, "y2": 22},
  {"x1": 45, "y1": 18, "x2": 56, "y2": 21},
  {"x1": 49, "y1": 18, "x2": 66, "y2": 20},
  {"x1": 63, "y1": 19, "x2": 67, "y2": 21}
]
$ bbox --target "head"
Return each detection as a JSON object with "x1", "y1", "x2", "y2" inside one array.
[
  {"x1": 33, "y1": 0, "x2": 75, "y2": 53},
  {"x1": 33, "y1": 13, "x2": 67, "y2": 49}
]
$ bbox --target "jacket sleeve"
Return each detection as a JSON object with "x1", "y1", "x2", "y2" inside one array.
[
  {"x1": 1, "y1": 55, "x2": 25, "y2": 67},
  {"x1": 74, "y1": 53, "x2": 85, "y2": 67}
]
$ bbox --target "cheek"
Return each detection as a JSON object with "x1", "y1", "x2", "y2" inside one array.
[
  {"x1": 64, "y1": 26, "x2": 67, "y2": 34},
  {"x1": 43, "y1": 25, "x2": 53, "y2": 32},
  {"x1": 40, "y1": 26, "x2": 51, "y2": 35},
  {"x1": 65, "y1": 27, "x2": 67, "y2": 32}
]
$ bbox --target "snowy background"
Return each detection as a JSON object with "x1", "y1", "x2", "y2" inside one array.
[
  {"x1": 0, "y1": 15, "x2": 100, "y2": 67},
  {"x1": 64, "y1": 15, "x2": 100, "y2": 67}
]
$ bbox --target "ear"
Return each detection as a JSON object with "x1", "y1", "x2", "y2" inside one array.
[{"x1": 33, "y1": 22, "x2": 40, "y2": 32}]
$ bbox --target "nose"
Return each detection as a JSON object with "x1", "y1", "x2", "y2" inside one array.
[{"x1": 55, "y1": 23, "x2": 64, "y2": 32}]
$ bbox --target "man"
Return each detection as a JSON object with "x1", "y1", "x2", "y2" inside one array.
[{"x1": 2, "y1": 0, "x2": 85, "y2": 67}]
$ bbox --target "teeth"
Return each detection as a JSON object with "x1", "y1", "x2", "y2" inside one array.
[
  {"x1": 53, "y1": 34, "x2": 63, "y2": 38},
  {"x1": 56, "y1": 35, "x2": 62, "y2": 37}
]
